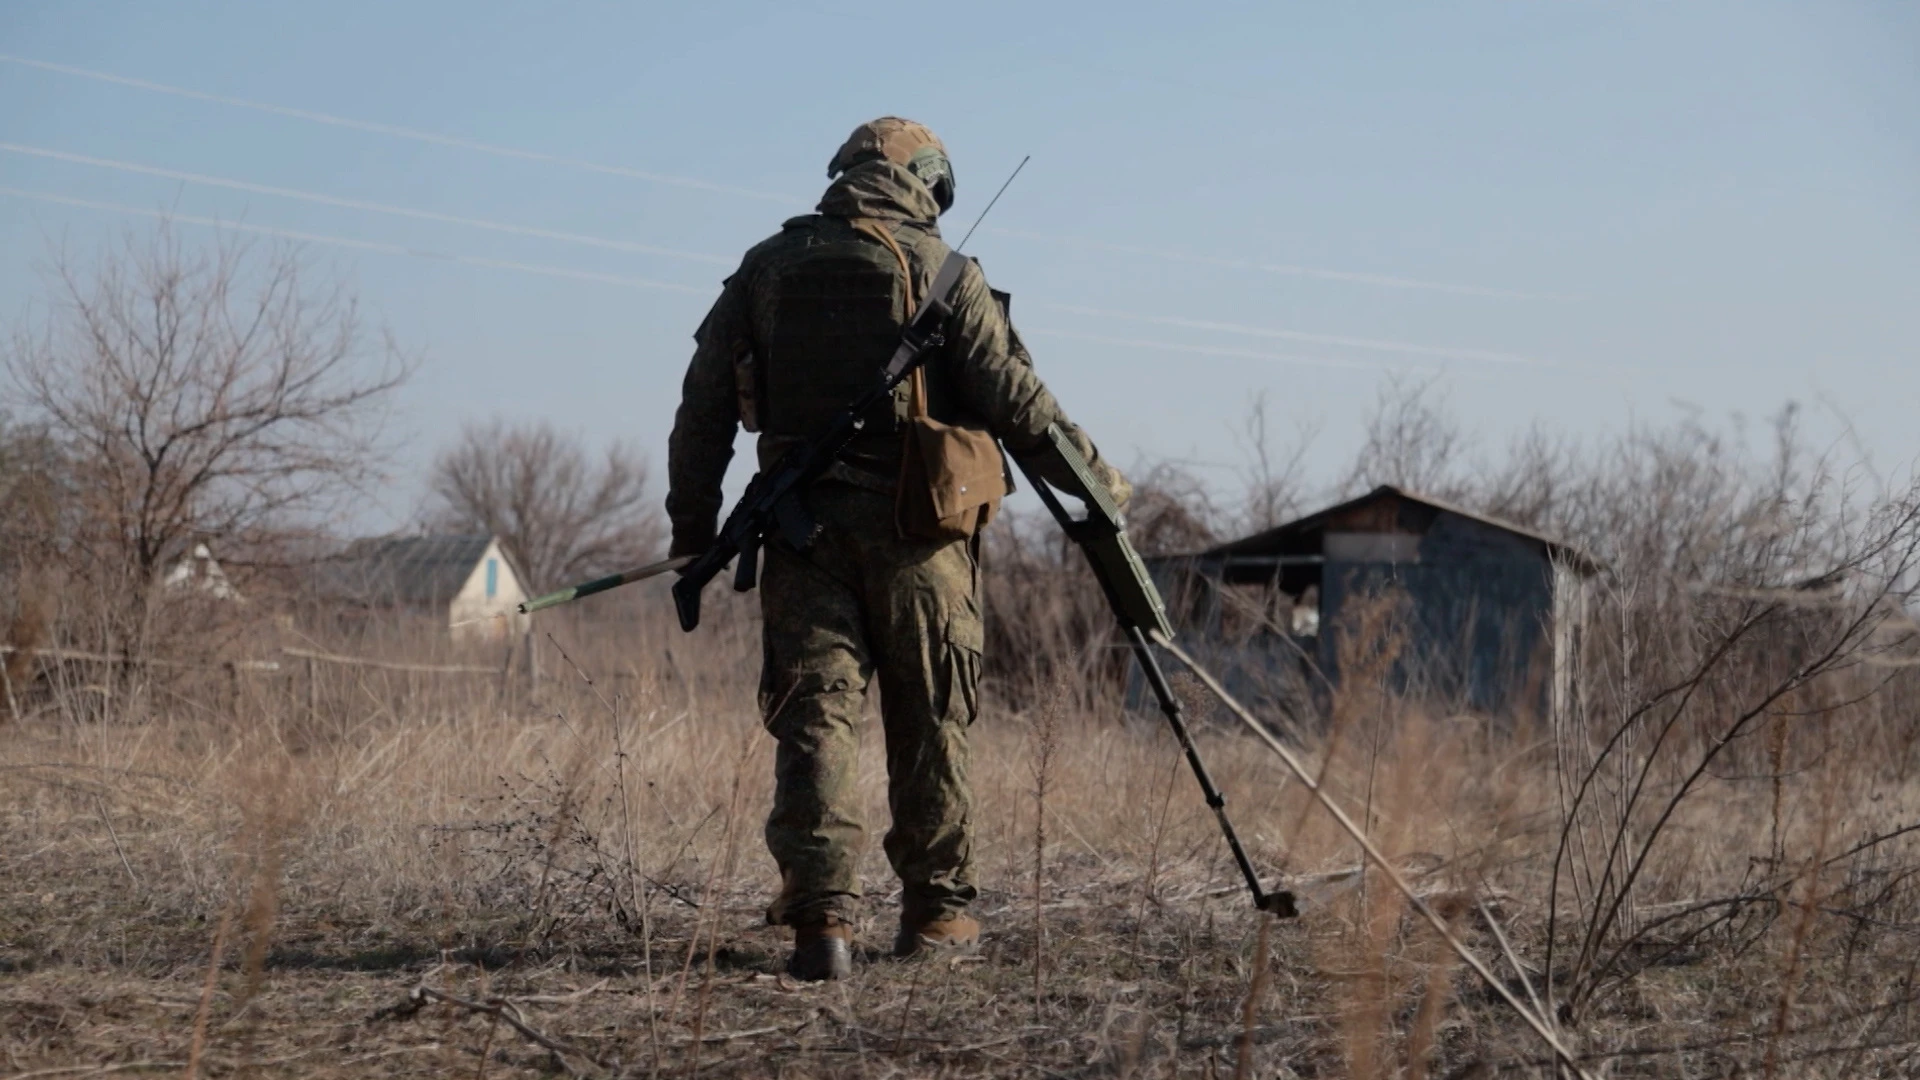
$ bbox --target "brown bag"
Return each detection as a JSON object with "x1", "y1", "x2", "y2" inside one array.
[
  {"x1": 844, "y1": 216, "x2": 1007, "y2": 543},
  {"x1": 894, "y1": 365, "x2": 1007, "y2": 542}
]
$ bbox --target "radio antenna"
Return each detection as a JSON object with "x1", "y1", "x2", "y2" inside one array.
[{"x1": 956, "y1": 154, "x2": 1029, "y2": 252}]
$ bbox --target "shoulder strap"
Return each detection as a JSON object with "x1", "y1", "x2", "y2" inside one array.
[
  {"x1": 843, "y1": 217, "x2": 918, "y2": 313},
  {"x1": 843, "y1": 216, "x2": 929, "y2": 420}
]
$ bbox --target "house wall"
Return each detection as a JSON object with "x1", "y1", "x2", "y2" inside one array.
[
  {"x1": 1317, "y1": 511, "x2": 1556, "y2": 721},
  {"x1": 448, "y1": 539, "x2": 531, "y2": 643},
  {"x1": 1551, "y1": 560, "x2": 1590, "y2": 731}
]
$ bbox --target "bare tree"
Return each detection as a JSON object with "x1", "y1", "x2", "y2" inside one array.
[
  {"x1": 1475, "y1": 422, "x2": 1577, "y2": 531},
  {"x1": 0, "y1": 412, "x2": 68, "y2": 572},
  {"x1": 1340, "y1": 372, "x2": 1471, "y2": 498},
  {"x1": 1125, "y1": 460, "x2": 1225, "y2": 557},
  {"x1": 1233, "y1": 391, "x2": 1319, "y2": 533},
  {"x1": 0, "y1": 413, "x2": 67, "y2": 709},
  {"x1": 426, "y1": 419, "x2": 663, "y2": 592},
  {"x1": 4, "y1": 223, "x2": 411, "y2": 617}
]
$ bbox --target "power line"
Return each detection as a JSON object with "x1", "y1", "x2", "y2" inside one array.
[
  {"x1": 0, "y1": 179, "x2": 1551, "y2": 368},
  {"x1": 3, "y1": 187, "x2": 1614, "y2": 386},
  {"x1": 1020, "y1": 328, "x2": 1455, "y2": 376},
  {"x1": 0, "y1": 142, "x2": 734, "y2": 267},
  {"x1": 0, "y1": 53, "x2": 801, "y2": 205},
  {"x1": 0, "y1": 187, "x2": 1475, "y2": 374},
  {"x1": 989, "y1": 226, "x2": 1558, "y2": 301},
  {"x1": 2, "y1": 144, "x2": 1550, "y2": 370},
  {"x1": 0, "y1": 188, "x2": 712, "y2": 294},
  {"x1": 1, "y1": 52, "x2": 1546, "y2": 300},
  {"x1": 1039, "y1": 302, "x2": 1549, "y2": 366}
]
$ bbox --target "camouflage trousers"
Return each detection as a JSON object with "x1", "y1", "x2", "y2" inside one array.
[{"x1": 758, "y1": 482, "x2": 983, "y2": 928}]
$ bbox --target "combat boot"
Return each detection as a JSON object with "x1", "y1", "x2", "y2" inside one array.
[
  {"x1": 894, "y1": 911, "x2": 981, "y2": 958},
  {"x1": 787, "y1": 920, "x2": 854, "y2": 982}
]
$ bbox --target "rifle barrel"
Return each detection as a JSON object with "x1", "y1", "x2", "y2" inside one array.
[{"x1": 517, "y1": 556, "x2": 693, "y2": 615}]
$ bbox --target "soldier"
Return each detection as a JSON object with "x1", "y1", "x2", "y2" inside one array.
[{"x1": 666, "y1": 118, "x2": 1129, "y2": 981}]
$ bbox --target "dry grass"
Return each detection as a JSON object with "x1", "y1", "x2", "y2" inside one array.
[
  {"x1": 4, "y1": 572, "x2": 1920, "y2": 1080},
  {"x1": 11, "y1": 210, "x2": 1920, "y2": 1078}
]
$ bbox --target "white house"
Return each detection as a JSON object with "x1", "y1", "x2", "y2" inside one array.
[
  {"x1": 163, "y1": 543, "x2": 242, "y2": 601},
  {"x1": 319, "y1": 534, "x2": 530, "y2": 642}
]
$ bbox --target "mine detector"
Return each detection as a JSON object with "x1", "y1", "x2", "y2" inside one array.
[{"x1": 1006, "y1": 425, "x2": 1297, "y2": 916}]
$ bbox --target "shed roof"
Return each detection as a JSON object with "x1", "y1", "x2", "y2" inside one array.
[
  {"x1": 1201, "y1": 485, "x2": 1603, "y2": 575},
  {"x1": 315, "y1": 534, "x2": 502, "y2": 608}
]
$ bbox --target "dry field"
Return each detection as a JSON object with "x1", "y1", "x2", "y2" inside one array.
[
  {"x1": 8, "y1": 204, "x2": 1919, "y2": 1079},
  {"x1": 5, "y1": 574, "x2": 1920, "y2": 1080}
]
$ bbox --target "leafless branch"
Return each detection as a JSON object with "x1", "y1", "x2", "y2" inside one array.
[{"x1": 426, "y1": 418, "x2": 662, "y2": 591}]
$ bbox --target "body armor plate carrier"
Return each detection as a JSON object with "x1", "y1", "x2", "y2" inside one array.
[{"x1": 761, "y1": 219, "x2": 911, "y2": 440}]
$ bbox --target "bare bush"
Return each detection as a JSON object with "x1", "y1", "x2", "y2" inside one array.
[
  {"x1": 1339, "y1": 372, "x2": 1471, "y2": 499},
  {"x1": 2, "y1": 223, "x2": 411, "y2": 644},
  {"x1": 426, "y1": 418, "x2": 662, "y2": 592},
  {"x1": 1234, "y1": 390, "x2": 1318, "y2": 534},
  {"x1": 0, "y1": 413, "x2": 68, "y2": 568}
]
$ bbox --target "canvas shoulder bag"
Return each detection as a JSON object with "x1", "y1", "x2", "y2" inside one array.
[{"x1": 845, "y1": 217, "x2": 1008, "y2": 543}]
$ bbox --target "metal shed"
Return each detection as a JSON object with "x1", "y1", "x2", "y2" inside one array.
[{"x1": 1149, "y1": 486, "x2": 1601, "y2": 726}]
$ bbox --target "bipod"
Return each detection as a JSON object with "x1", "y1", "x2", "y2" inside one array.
[{"x1": 1123, "y1": 625, "x2": 1297, "y2": 917}]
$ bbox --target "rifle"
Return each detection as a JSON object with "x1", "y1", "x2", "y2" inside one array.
[
  {"x1": 1013, "y1": 425, "x2": 1297, "y2": 917},
  {"x1": 671, "y1": 249, "x2": 970, "y2": 632}
]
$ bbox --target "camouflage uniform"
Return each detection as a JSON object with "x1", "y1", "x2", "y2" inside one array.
[{"x1": 666, "y1": 137, "x2": 1127, "y2": 931}]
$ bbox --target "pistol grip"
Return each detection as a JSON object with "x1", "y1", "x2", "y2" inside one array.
[
  {"x1": 733, "y1": 535, "x2": 761, "y2": 593},
  {"x1": 671, "y1": 577, "x2": 702, "y2": 632}
]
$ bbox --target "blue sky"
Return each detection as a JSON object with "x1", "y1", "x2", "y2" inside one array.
[{"x1": 3, "y1": 1, "x2": 1917, "y2": 531}]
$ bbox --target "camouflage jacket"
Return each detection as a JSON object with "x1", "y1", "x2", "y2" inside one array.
[{"x1": 666, "y1": 160, "x2": 1128, "y2": 556}]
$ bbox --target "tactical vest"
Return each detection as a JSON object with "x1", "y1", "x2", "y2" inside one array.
[{"x1": 758, "y1": 216, "x2": 913, "y2": 442}]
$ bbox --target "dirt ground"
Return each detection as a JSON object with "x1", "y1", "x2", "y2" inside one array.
[
  {"x1": 3, "y1": 813, "x2": 1557, "y2": 1080},
  {"x1": 11, "y1": 831, "x2": 1910, "y2": 1080}
]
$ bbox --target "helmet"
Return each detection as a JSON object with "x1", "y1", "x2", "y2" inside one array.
[{"x1": 827, "y1": 117, "x2": 956, "y2": 213}]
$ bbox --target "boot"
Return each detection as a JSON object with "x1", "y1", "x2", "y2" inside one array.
[
  {"x1": 894, "y1": 910, "x2": 980, "y2": 958},
  {"x1": 787, "y1": 920, "x2": 853, "y2": 982}
]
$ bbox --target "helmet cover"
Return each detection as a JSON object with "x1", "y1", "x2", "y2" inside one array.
[{"x1": 827, "y1": 117, "x2": 956, "y2": 212}]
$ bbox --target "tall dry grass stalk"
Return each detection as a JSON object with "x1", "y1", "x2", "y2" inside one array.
[
  {"x1": 183, "y1": 904, "x2": 234, "y2": 1080},
  {"x1": 1231, "y1": 912, "x2": 1273, "y2": 1080},
  {"x1": 1030, "y1": 671, "x2": 1063, "y2": 1022}
]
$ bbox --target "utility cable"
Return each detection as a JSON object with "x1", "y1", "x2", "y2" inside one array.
[
  {"x1": 0, "y1": 188, "x2": 710, "y2": 294},
  {"x1": 1, "y1": 52, "x2": 1544, "y2": 300},
  {"x1": 984, "y1": 225, "x2": 1556, "y2": 301},
  {"x1": 2, "y1": 143, "x2": 1553, "y2": 373},
  {"x1": 1022, "y1": 328, "x2": 1450, "y2": 376},
  {"x1": 1039, "y1": 302, "x2": 1545, "y2": 366},
  {"x1": 0, "y1": 142, "x2": 732, "y2": 267},
  {"x1": 0, "y1": 54, "x2": 799, "y2": 205},
  {"x1": 4, "y1": 188, "x2": 1545, "y2": 375}
]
